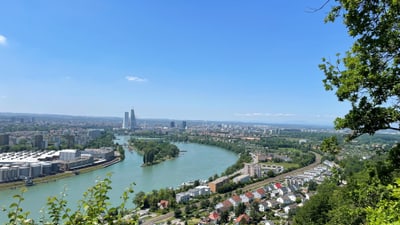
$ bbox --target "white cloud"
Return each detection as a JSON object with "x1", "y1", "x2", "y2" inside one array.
[
  {"x1": 125, "y1": 76, "x2": 147, "y2": 82},
  {"x1": 235, "y1": 112, "x2": 296, "y2": 117},
  {"x1": 0, "y1": 35, "x2": 7, "y2": 46}
]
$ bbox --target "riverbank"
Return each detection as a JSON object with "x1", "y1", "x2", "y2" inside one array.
[{"x1": 0, "y1": 158, "x2": 121, "y2": 191}]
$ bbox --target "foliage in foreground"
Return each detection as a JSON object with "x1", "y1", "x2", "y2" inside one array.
[
  {"x1": 308, "y1": 1, "x2": 400, "y2": 223},
  {"x1": 320, "y1": 0, "x2": 400, "y2": 140},
  {"x1": 293, "y1": 155, "x2": 400, "y2": 225},
  {"x1": 2, "y1": 174, "x2": 137, "y2": 225}
]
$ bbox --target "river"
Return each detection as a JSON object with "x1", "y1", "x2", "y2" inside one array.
[{"x1": 0, "y1": 136, "x2": 237, "y2": 224}]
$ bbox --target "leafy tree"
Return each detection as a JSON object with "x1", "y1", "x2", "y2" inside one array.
[
  {"x1": 320, "y1": 136, "x2": 341, "y2": 154},
  {"x1": 293, "y1": 182, "x2": 337, "y2": 225},
  {"x1": 320, "y1": 0, "x2": 400, "y2": 140},
  {"x1": 366, "y1": 178, "x2": 400, "y2": 224},
  {"x1": 316, "y1": 2, "x2": 400, "y2": 223},
  {"x1": 184, "y1": 204, "x2": 192, "y2": 217},
  {"x1": 200, "y1": 199, "x2": 210, "y2": 209},
  {"x1": 220, "y1": 210, "x2": 229, "y2": 223},
  {"x1": 174, "y1": 208, "x2": 182, "y2": 218},
  {"x1": 266, "y1": 170, "x2": 275, "y2": 178},
  {"x1": 308, "y1": 180, "x2": 318, "y2": 192},
  {"x1": 2, "y1": 174, "x2": 137, "y2": 224},
  {"x1": 133, "y1": 191, "x2": 146, "y2": 208},
  {"x1": 235, "y1": 203, "x2": 246, "y2": 217}
]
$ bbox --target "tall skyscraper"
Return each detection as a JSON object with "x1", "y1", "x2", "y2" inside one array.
[
  {"x1": 130, "y1": 108, "x2": 137, "y2": 130},
  {"x1": 123, "y1": 112, "x2": 130, "y2": 129},
  {"x1": 34, "y1": 135, "x2": 44, "y2": 149},
  {"x1": 0, "y1": 134, "x2": 9, "y2": 146}
]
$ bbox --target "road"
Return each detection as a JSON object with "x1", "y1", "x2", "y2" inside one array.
[
  {"x1": 240, "y1": 152, "x2": 322, "y2": 192},
  {"x1": 142, "y1": 212, "x2": 174, "y2": 225},
  {"x1": 141, "y1": 152, "x2": 322, "y2": 225}
]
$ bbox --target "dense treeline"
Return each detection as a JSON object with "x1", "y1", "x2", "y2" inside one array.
[
  {"x1": 116, "y1": 144, "x2": 125, "y2": 160},
  {"x1": 167, "y1": 134, "x2": 246, "y2": 154},
  {"x1": 130, "y1": 139, "x2": 179, "y2": 166},
  {"x1": 288, "y1": 150, "x2": 316, "y2": 167},
  {"x1": 85, "y1": 131, "x2": 115, "y2": 148},
  {"x1": 133, "y1": 188, "x2": 177, "y2": 212},
  {"x1": 221, "y1": 152, "x2": 252, "y2": 176}
]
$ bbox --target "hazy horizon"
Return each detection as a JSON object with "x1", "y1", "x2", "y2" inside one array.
[{"x1": 0, "y1": 1, "x2": 351, "y2": 126}]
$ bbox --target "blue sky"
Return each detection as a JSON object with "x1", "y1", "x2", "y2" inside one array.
[{"x1": 0, "y1": 1, "x2": 353, "y2": 125}]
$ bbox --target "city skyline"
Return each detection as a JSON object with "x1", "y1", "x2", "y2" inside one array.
[{"x1": 0, "y1": 1, "x2": 353, "y2": 125}]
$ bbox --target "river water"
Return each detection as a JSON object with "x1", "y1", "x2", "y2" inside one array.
[{"x1": 0, "y1": 136, "x2": 237, "y2": 224}]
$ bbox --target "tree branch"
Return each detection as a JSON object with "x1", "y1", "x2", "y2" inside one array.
[
  {"x1": 306, "y1": 0, "x2": 331, "y2": 13},
  {"x1": 388, "y1": 126, "x2": 400, "y2": 131}
]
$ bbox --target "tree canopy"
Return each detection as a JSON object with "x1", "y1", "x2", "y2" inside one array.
[
  {"x1": 298, "y1": 1, "x2": 400, "y2": 224},
  {"x1": 320, "y1": 0, "x2": 400, "y2": 139}
]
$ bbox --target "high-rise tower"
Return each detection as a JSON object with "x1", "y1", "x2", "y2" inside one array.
[
  {"x1": 123, "y1": 112, "x2": 130, "y2": 129},
  {"x1": 130, "y1": 108, "x2": 136, "y2": 131}
]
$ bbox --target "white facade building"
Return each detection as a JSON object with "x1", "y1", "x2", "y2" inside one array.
[{"x1": 59, "y1": 149, "x2": 80, "y2": 161}]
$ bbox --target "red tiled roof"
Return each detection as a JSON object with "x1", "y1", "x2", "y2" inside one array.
[
  {"x1": 159, "y1": 200, "x2": 169, "y2": 208},
  {"x1": 256, "y1": 188, "x2": 266, "y2": 195},
  {"x1": 209, "y1": 211, "x2": 220, "y2": 220},
  {"x1": 235, "y1": 213, "x2": 250, "y2": 223},
  {"x1": 231, "y1": 195, "x2": 241, "y2": 202},
  {"x1": 222, "y1": 199, "x2": 233, "y2": 208},
  {"x1": 275, "y1": 182, "x2": 282, "y2": 189},
  {"x1": 245, "y1": 192, "x2": 254, "y2": 199}
]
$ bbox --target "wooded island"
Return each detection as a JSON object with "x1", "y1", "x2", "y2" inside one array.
[{"x1": 129, "y1": 138, "x2": 180, "y2": 166}]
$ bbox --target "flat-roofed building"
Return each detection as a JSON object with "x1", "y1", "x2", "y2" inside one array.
[
  {"x1": 208, "y1": 176, "x2": 229, "y2": 193},
  {"x1": 59, "y1": 149, "x2": 81, "y2": 161},
  {"x1": 82, "y1": 147, "x2": 115, "y2": 161}
]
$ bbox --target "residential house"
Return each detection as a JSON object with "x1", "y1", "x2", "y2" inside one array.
[
  {"x1": 240, "y1": 192, "x2": 254, "y2": 203},
  {"x1": 283, "y1": 204, "x2": 298, "y2": 214},
  {"x1": 208, "y1": 211, "x2": 220, "y2": 223},
  {"x1": 264, "y1": 184, "x2": 275, "y2": 192},
  {"x1": 270, "y1": 189, "x2": 279, "y2": 198},
  {"x1": 274, "y1": 182, "x2": 283, "y2": 189},
  {"x1": 253, "y1": 188, "x2": 266, "y2": 200},
  {"x1": 266, "y1": 199, "x2": 279, "y2": 209},
  {"x1": 158, "y1": 200, "x2": 169, "y2": 209},
  {"x1": 305, "y1": 193, "x2": 314, "y2": 201},
  {"x1": 258, "y1": 202, "x2": 269, "y2": 212},
  {"x1": 229, "y1": 195, "x2": 242, "y2": 207},
  {"x1": 245, "y1": 192, "x2": 254, "y2": 201},
  {"x1": 288, "y1": 184, "x2": 299, "y2": 193},
  {"x1": 176, "y1": 192, "x2": 190, "y2": 203},
  {"x1": 235, "y1": 213, "x2": 250, "y2": 225},
  {"x1": 287, "y1": 194, "x2": 297, "y2": 203},
  {"x1": 276, "y1": 195, "x2": 293, "y2": 206},
  {"x1": 217, "y1": 200, "x2": 233, "y2": 212},
  {"x1": 278, "y1": 187, "x2": 289, "y2": 196}
]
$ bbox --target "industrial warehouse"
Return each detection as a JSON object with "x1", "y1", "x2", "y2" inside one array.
[{"x1": 0, "y1": 147, "x2": 116, "y2": 184}]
